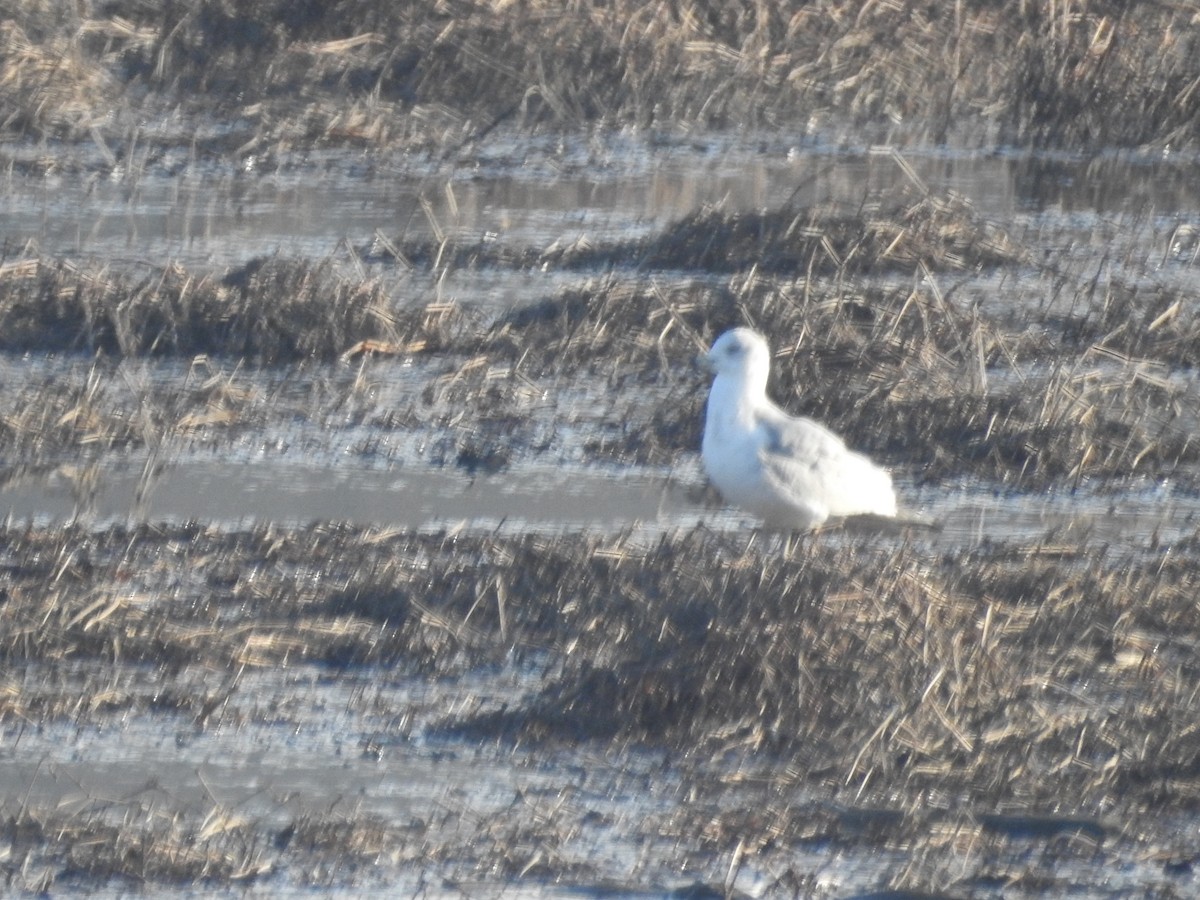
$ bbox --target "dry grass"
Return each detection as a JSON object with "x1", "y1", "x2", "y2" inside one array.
[
  {"x1": 0, "y1": 797, "x2": 414, "y2": 892},
  {"x1": 3, "y1": 1, "x2": 1200, "y2": 150},
  {"x1": 0, "y1": 257, "x2": 463, "y2": 363},
  {"x1": 0, "y1": 18, "x2": 122, "y2": 134},
  {"x1": 468, "y1": 271, "x2": 1199, "y2": 488},
  {"x1": 2, "y1": 521, "x2": 1199, "y2": 866}
]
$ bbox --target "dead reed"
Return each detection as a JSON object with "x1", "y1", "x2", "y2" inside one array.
[
  {"x1": 2, "y1": 521, "x2": 1198, "y2": 824},
  {"x1": 0, "y1": 256, "x2": 463, "y2": 363},
  {"x1": 0, "y1": 17, "x2": 123, "y2": 136},
  {"x1": 2, "y1": 515, "x2": 1198, "y2": 892},
  {"x1": 0, "y1": 798, "x2": 413, "y2": 892},
  {"x1": 4, "y1": 1, "x2": 1200, "y2": 151}
]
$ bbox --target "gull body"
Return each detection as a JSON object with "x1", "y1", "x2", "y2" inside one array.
[{"x1": 701, "y1": 327, "x2": 897, "y2": 531}]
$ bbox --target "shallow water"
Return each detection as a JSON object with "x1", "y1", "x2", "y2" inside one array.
[
  {"x1": 4, "y1": 665, "x2": 1189, "y2": 899},
  {"x1": 0, "y1": 458, "x2": 705, "y2": 533},
  {"x1": 6, "y1": 136, "x2": 1200, "y2": 276},
  {"x1": 0, "y1": 457, "x2": 1194, "y2": 552}
]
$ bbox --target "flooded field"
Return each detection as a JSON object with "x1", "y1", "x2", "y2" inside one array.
[
  {"x1": 6, "y1": 2, "x2": 1200, "y2": 895},
  {"x1": 3, "y1": 133, "x2": 1200, "y2": 898}
]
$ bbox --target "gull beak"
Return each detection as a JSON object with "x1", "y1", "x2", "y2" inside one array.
[{"x1": 695, "y1": 349, "x2": 715, "y2": 374}]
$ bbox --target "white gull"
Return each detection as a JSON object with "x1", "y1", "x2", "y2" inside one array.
[{"x1": 700, "y1": 327, "x2": 898, "y2": 531}]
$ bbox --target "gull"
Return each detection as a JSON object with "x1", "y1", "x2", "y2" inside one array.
[{"x1": 701, "y1": 327, "x2": 899, "y2": 531}]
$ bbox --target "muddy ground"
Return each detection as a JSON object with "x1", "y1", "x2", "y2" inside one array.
[{"x1": 4, "y1": 1, "x2": 1200, "y2": 897}]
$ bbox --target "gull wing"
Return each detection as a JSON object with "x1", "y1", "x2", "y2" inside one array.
[{"x1": 755, "y1": 407, "x2": 896, "y2": 520}]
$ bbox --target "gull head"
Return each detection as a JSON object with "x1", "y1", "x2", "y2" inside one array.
[{"x1": 705, "y1": 327, "x2": 772, "y2": 391}]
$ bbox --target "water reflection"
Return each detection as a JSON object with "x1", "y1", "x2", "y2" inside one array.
[
  {"x1": 0, "y1": 458, "x2": 1192, "y2": 551},
  {"x1": 5, "y1": 137, "x2": 1200, "y2": 271}
]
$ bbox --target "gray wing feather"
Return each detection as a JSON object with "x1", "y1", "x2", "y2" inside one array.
[{"x1": 755, "y1": 410, "x2": 895, "y2": 519}]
